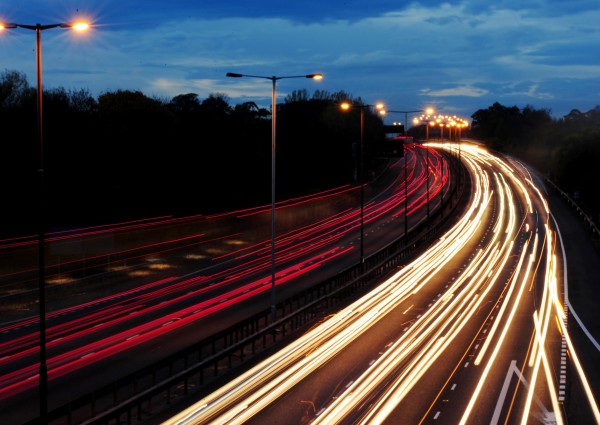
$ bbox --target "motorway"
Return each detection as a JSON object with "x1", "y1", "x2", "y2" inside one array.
[
  {"x1": 164, "y1": 144, "x2": 600, "y2": 425},
  {"x1": 0, "y1": 145, "x2": 450, "y2": 423}
]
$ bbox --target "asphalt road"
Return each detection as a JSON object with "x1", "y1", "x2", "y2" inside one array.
[{"x1": 542, "y1": 171, "x2": 600, "y2": 424}]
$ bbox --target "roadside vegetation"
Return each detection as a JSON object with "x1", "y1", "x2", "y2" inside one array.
[
  {"x1": 4, "y1": 68, "x2": 598, "y2": 237},
  {"x1": 470, "y1": 102, "x2": 600, "y2": 223},
  {"x1": 0, "y1": 70, "x2": 386, "y2": 237}
]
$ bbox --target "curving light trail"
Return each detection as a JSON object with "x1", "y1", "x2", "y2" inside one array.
[
  {"x1": 165, "y1": 143, "x2": 492, "y2": 424},
  {"x1": 164, "y1": 143, "x2": 599, "y2": 425},
  {"x1": 0, "y1": 147, "x2": 449, "y2": 403}
]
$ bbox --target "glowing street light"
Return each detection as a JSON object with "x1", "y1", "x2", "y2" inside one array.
[
  {"x1": 1, "y1": 19, "x2": 90, "y2": 423},
  {"x1": 72, "y1": 22, "x2": 90, "y2": 31},
  {"x1": 340, "y1": 101, "x2": 385, "y2": 268},
  {"x1": 226, "y1": 72, "x2": 323, "y2": 324},
  {"x1": 414, "y1": 112, "x2": 469, "y2": 225}
]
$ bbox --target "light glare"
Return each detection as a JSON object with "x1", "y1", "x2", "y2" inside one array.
[{"x1": 72, "y1": 22, "x2": 89, "y2": 31}]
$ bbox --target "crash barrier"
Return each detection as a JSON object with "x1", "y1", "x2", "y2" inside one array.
[{"x1": 545, "y1": 178, "x2": 600, "y2": 239}]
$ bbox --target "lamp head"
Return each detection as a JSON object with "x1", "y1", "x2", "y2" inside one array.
[{"x1": 71, "y1": 22, "x2": 89, "y2": 31}]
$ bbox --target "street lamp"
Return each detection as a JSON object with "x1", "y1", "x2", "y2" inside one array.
[
  {"x1": 1, "y1": 19, "x2": 90, "y2": 423},
  {"x1": 382, "y1": 108, "x2": 432, "y2": 241},
  {"x1": 413, "y1": 111, "x2": 436, "y2": 229},
  {"x1": 226, "y1": 72, "x2": 323, "y2": 324},
  {"x1": 438, "y1": 122, "x2": 445, "y2": 211},
  {"x1": 340, "y1": 101, "x2": 385, "y2": 269}
]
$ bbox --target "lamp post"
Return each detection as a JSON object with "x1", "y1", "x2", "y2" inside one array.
[
  {"x1": 457, "y1": 121, "x2": 468, "y2": 188},
  {"x1": 413, "y1": 110, "x2": 435, "y2": 230},
  {"x1": 426, "y1": 125, "x2": 431, "y2": 227},
  {"x1": 438, "y1": 123, "x2": 445, "y2": 212},
  {"x1": 0, "y1": 20, "x2": 89, "y2": 422},
  {"x1": 382, "y1": 108, "x2": 431, "y2": 241},
  {"x1": 340, "y1": 101, "x2": 384, "y2": 269},
  {"x1": 226, "y1": 72, "x2": 322, "y2": 324},
  {"x1": 448, "y1": 121, "x2": 456, "y2": 207}
]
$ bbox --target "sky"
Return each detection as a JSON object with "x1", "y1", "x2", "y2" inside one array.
[{"x1": 1, "y1": 0, "x2": 600, "y2": 121}]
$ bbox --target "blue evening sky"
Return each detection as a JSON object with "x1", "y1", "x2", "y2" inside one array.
[{"x1": 1, "y1": 0, "x2": 599, "y2": 120}]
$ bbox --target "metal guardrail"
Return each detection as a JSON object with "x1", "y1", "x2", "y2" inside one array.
[
  {"x1": 545, "y1": 178, "x2": 600, "y2": 238},
  {"x1": 28, "y1": 153, "x2": 469, "y2": 425}
]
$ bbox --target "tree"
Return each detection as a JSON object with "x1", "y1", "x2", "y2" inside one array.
[
  {"x1": 0, "y1": 76, "x2": 394, "y2": 234},
  {"x1": 0, "y1": 70, "x2": 37, "y2": 235},
  {"x1": 199, "y1": 93, "x2": 232, "y2": 116},
  {"x1": 284, "y1": 89, "x2": 309, "y2": 103},
  {"x1": 471, "y1": 102, "x2": 522, "y2": 150},
  {"x1": 0, "y1": 69, "x2": 32, "y2": 109},
  {"x1": 68, "y1": 88, "x2": 97, "y2": 113},
  {"x1": 169, "y1": 93, "x2": 200, "y2": 114},
  {"x1": 470, "y1": 101, "x2": 600, "y2": 223}
]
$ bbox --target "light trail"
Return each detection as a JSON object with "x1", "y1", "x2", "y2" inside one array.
[
  {"x1": 0, "y1": 147, "x2": 451, "y2": 405},
  {"x1": 164, "y1": 143, "x2": 599, "y2": 425},
  {"x1": 322, "y1": 146, "x2": 521, "y2": 425},
  {"x1": 164, "y1": 143, "x2": 501, "y2": 424},
  {"x1": 459, "y1": 147, "x2": 597, "y2": 424}
]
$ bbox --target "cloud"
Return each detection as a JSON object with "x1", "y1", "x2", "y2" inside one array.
[
  {"x1": 149, "y1": 77, "x2": 274, "y2": 100},
  {"x1": 501, "y1": 83, "x2": 554, "y2": 100},
  {"x1": 421, "y1": 86, "x2": 489, "y2": 98},
  {"x1": 108, "y1": 3, "x2": 600, "y2": 117}
]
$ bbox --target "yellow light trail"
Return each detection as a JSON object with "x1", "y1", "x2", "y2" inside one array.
[
  {"x1": 307, "y1": 144, "x2": 522, "y2": 424},
  {"x1": 165, "y1": 143, "x2": 493, "y2": 425},
  {"x1": 164, "y1": 143, "x2": 598, "y2": 425}
]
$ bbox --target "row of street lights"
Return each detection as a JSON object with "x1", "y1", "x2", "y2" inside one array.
[
  {"x1": 411, "y1": 113, "x2": 470, "y2": 226},
  {"x1": 0, "y1": 20, "x2": 90, "y2": 423},
  {"x1": 225, "y1": 74, "x2": 469, "y2": 332},
  {"x1": 386, "y1": 108, "x2": 434, "y2": 237},
  {"x1": 340, "y1": 101, "x2": 384, "y2": 269},
  {"x1": 225, "y1": 72, "x2": 439, "y2": 334}
]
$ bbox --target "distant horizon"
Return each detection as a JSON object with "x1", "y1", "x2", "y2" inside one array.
[{"x1": 5, "y1": 67, "x2": 599, "y2": 124}]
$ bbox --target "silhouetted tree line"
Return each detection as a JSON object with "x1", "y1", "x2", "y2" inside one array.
[
  {"x1": 471, "y1": 102, "x2": 600, "y2": 222},
  {"x1": 0, "y1": 70, "x2": 385, "y2": 237}
]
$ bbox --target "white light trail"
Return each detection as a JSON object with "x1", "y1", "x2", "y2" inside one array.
[{"x1": 164, "y1": 143, "x2": 597, "y2": 425}]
